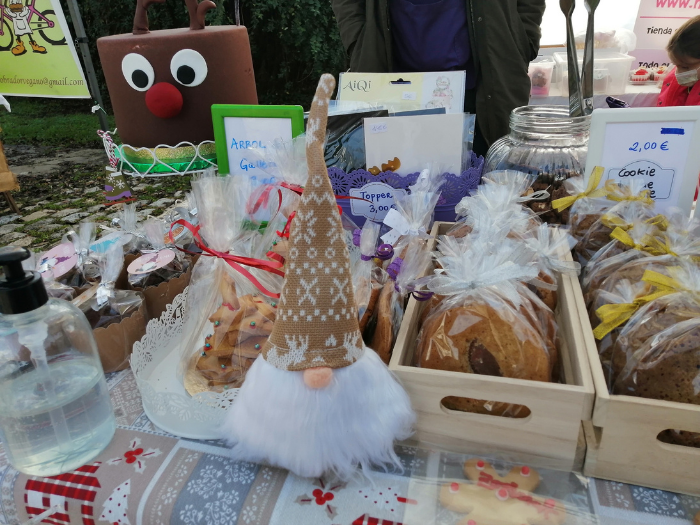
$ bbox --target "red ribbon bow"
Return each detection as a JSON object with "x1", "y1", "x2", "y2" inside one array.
[{"x1": 169, "y1": 219, "x2": 284, "y2": 299}]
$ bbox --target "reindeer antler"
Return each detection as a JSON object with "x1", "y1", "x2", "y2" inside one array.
[
  {"x1": 185, "y1": 0, "x2": 216, "y2": 31},
  {"x1": 133, "y1": 0, "x2": 166, "y2": 35}
]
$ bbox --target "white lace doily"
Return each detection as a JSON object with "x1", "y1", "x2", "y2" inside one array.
[{"x1": 131, "y1": 288, "x2": 238, "y2": 439}]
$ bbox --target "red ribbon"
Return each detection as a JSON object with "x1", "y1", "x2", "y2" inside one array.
[{"x1": 168, "y1": 219, "x2": 284, "y2": 299}]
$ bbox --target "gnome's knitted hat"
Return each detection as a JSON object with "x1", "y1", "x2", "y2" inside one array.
[{"x1": 262, "y1": 74, "x2": 364, "y2": 372}]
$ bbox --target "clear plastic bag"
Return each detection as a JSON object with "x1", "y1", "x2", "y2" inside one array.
[
  {"x1": 73, "y1": 243, "x2": 148, "y2": 372},
  {"x1": 60, "y1": 222, "x2": 99, "y2": 293},
  {"x1": 415, "y1": 235, "x2": 553, "y2": 417},
  {"x1": 613, "y1": 313, "x2": 700, "y2": 447},
  {"x1": 609, "y1": 263, "x2": 700, "y2": 398},
  {"x1": 587, "y1": 279, "x2": 655, "y2": 389},
  {"x1": 381, "y1": 164, "x2": 445, "y2": 246},
  {"x1": 179, "y1": 171, "x2": 284, "y2": 394},
  {"x1": 110, "y1": 202, "x2": 147, "y2": 254},
  {"x1": 366, "y1": 237, "x2": 433, "y2": 364},
  {"x1": 352, "y1": 220, "x2": 386, "y2": 334},
  {"x1": 523, "y1": 224, "x2": 580, "y2": 311},
  {"x1": 573, "y1": 182, "x2": 655, "y2": 266},
  {"x1": 127, "y1": 218, "x2": 190, "y2": 290}
]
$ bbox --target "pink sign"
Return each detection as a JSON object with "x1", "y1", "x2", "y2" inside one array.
[
  {"x1": 127, "y1": 249, "x2": 176, "y2": 275},
  {"x1": 37, "y1": 243, "x2": 78, "y2": 279}
]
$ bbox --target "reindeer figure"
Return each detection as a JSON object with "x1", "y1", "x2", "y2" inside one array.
[{"x1": 97, "y1": 0, "x2": 257, "y2": 149}]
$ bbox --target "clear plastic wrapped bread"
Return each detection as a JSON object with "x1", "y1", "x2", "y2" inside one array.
[
  {"x1": 178, "y1": 171, "x2": 284, "y2": 393},
  {"x1": 415, "y1": 234, "x2": 555, "y2": 417}
]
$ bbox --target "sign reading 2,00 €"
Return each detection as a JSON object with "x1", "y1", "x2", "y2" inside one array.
[{"x1": 0, "y1": 0, "x2": 89, "y2": 98}]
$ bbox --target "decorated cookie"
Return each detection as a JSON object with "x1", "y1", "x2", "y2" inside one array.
[
  {"x1": 463, "y1": 458, "x2": 541, "y2": 493},
  {"x1": 439, "y1": 481, "x2": 566, "y2": 525},
  {"x1": 195, "y1": 292, "x2": 276, "y2": 388}
]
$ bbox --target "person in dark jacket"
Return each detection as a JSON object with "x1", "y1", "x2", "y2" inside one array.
[{"x1": 331, "y1": 0, "x2": 546, "y2": 156}]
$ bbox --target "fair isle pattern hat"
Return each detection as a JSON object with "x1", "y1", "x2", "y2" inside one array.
[{"x1": 262, "y1": 74, "x2": 364, "y2": 371}]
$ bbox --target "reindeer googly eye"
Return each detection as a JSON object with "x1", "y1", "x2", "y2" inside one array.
[
  {"x1": 170, "y1": 49, "x2": 208, "y2": 87},
  {"x1": 122, "y1": 53, "x2": 154, "y2": 92}
]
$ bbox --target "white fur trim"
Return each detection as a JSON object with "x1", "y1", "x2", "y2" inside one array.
[{"x1": 221, "y1": 347, "x2": 415, "y2": 479}]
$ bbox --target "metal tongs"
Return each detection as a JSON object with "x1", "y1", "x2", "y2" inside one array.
[
  {"x1": 581, "y1": 0, "x2": 600, "y2": 115},
  {"x1": 560, "y1": 0, "x2": 597, "y2": 117}
]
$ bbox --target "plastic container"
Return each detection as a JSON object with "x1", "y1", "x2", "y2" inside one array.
[
  {"x1": 0, "y1": 247, "x2": 116, "y2": 476},
  {"x1": 528, "y1": 56, "x2": 555, "y2": 97},
  {"x1": 552, "y1": 50, "x2": 634, "y2": 96}
]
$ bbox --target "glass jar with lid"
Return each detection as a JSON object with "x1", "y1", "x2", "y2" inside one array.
[{"x1": 484, "y1": 105, "x2": 590, "y2": 223}]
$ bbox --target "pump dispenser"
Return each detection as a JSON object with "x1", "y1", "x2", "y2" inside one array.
[{"x1": 0, "y1": 246, "x2": 115, "y2": 476}]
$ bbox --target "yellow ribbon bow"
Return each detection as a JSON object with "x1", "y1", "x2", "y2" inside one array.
[
  {"x1": 593, "y1": 268, "x2": 687, "y2": 339},
  {"x1": 604, "y1": 180, "x2": 654, "y2": 205},
  {"x1": 593, "y1": 290, "x2": 672, "y2": 339},
  {"x1": 600, "y1": 214, "x2": 633, "y2": 231},
  {"x1": 646, "y1": 214, "x2": 670, "y2": 231},
  {"x1": 640, "y1": 235, "x2": 678, "y2": 257},
  {"x1": 552, "y1": 167, "x2": 607, "y2": 212},
  {"x1": 610, "y1": 227, "x2": 646, "y2": 251}
]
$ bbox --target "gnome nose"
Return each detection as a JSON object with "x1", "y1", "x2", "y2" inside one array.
[
  {"x1": 145, "y1": 82, "x2": 183, "y2": 119},
  {"x1": 304, "y1": 367, "x2": 334, "y2": 389}
]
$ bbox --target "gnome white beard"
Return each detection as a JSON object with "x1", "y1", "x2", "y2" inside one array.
[{"x1": 221, "y1": 348, "x2": 415, "y2": 480}]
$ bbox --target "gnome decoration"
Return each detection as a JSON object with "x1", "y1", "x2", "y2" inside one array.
[{"x1": 222, "y1": 74, "x2": 415, "y2": 479}]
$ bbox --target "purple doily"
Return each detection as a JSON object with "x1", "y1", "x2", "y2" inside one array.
[{"x1": 328, "y1": 151, "x2": 484, "y2": 204}]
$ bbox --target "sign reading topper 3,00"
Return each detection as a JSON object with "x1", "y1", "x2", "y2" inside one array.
[{"x1": 586, "y1": 107, "x2": 700, "y2": 215}]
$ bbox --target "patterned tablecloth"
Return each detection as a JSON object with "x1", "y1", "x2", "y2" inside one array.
[{"x1": 0, "y1": 370, "x2": 698, "y2": 525}]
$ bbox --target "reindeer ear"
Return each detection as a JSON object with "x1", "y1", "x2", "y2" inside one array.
[
  {"x1": 185, "y1": 0, "x2": 216, "y2": 31},
  {"x1": 133, "y1": 0, "x2": 166, "y2": 35}
]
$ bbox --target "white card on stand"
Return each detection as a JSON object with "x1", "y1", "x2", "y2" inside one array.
[{"x1": 364, "y1": 114, "x2": 465, "y2": 175}]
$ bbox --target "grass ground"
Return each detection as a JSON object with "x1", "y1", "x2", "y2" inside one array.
[
  {"x1": 0, "y1": 98, "x2": 116, "y2": 147},
  {"x1": 0, "y1": 97, "x2": 192, "y2": 251}
]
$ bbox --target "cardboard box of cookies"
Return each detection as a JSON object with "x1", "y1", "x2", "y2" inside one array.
[{"x1": 389, "y1": 222, "x2": 595, "y2": 472}]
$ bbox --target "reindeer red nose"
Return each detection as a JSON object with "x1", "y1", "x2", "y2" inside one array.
[{"x1": 145, "y1": 82, "x2": 183, "y2": 119}]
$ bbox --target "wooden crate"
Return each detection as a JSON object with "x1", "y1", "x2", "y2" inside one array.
[
  {"x1": 574, "y1": 276, "x2": 700, "y2": 495},
  {"x1": 389, "y1": 223, "x2": 595, "y2": 471}
]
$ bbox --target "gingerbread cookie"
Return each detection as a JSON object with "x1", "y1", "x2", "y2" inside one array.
[
  {"x1": 463, "y1": 458, "x2": 540, "y2": 492},
  {"x1": 358, "y1": 277, "x2": 382, "y2": 333},
  {"x1": 439, "y1": 480, "x2": 566, "y2": 525},
  {"x1": 694, "y1": 509, "x2": 700, "y2": 525},
  {"x1": 438, "y1": 459, "x2": 565, "y2": 525}
]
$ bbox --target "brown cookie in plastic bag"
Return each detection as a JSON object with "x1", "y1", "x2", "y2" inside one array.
[
  {"x1": 613, "y1": 320, "x2": 700, "y2": 430},
  {"x1": 417, "y1": 302, "x2": 551, "y2": 416},
  {"x1": 528, "y1": 271, "x2": 558, "y2": 311},
  {"x1": 358, "y1": 277, "x2": 382, "y2": 333},
  {"x1": 370, "y1": 282, "x2": 395, "y2": 364}
]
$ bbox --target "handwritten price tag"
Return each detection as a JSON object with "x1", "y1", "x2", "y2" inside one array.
[
  {"x1": 349, "y1": 182, "x2": 406, "y2": 221},
  {"x1": 369, "y1": 122, "x2": 388, "y2": 134},
  {"x1": 402, "y1": 91, "x2": 417, "y2": 101}
]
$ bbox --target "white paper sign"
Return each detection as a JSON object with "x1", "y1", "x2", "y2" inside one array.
[
  {"x1": 364, "y1": 114, "x2": 465, "y2": 176},
  {"x1": 632, "y1": 0, "x2": 691, "y2": 68},
  {"x1": 586, "y1": 107, "x2": 700, "y2": 215},
  {"x1": 349, "y1": 182, "x2": 406, "y2": 221},
  {"x1": 224, "y1": 117, "x2": 292, "y2": 183}
]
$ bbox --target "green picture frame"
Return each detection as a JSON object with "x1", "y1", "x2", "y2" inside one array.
[{"x1": 211, "y1": 104, "x2": 305, "y2": 175}]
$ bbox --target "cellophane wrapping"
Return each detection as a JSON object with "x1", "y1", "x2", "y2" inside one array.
[
  {"x1": 352, "y1": 220, "x2": 386, "y2": 334},
  {"x1": 611, "y1": 265, "x2": 700, "y2": 447},
  {"x1": 179, "y1": 171, "x2": 283, "y2": 394},
  {"x1": 73, "y1": 243, "x2": 148, "y2": 372},
  {"x1": 415, "y1": 234, "x2": 557, "y2": 417},
  {"x1": 127, "y1": 218, "x2": 190, "y2": 289},
  {"x1": 59, "y1": 222, "x2": 98, "y2": 293},
  {"x1": 366, "y1": 237, "x2": 432, "y2": 364}
]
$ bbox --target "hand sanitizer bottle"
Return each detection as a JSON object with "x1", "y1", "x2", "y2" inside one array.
[{"x1": 0, "y1": 246, "x2": 115, "y2": 476}]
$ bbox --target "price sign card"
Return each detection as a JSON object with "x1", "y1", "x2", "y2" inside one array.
[
  {"x1": 211, "y1": 105, "x2": 305, "y2": 176},
  {"x1": 586, "y1": 107, "x2": 700, "y2": 214},
  {"x1": 349, "y1": 182, "x2": 407, "y2": 222}
]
